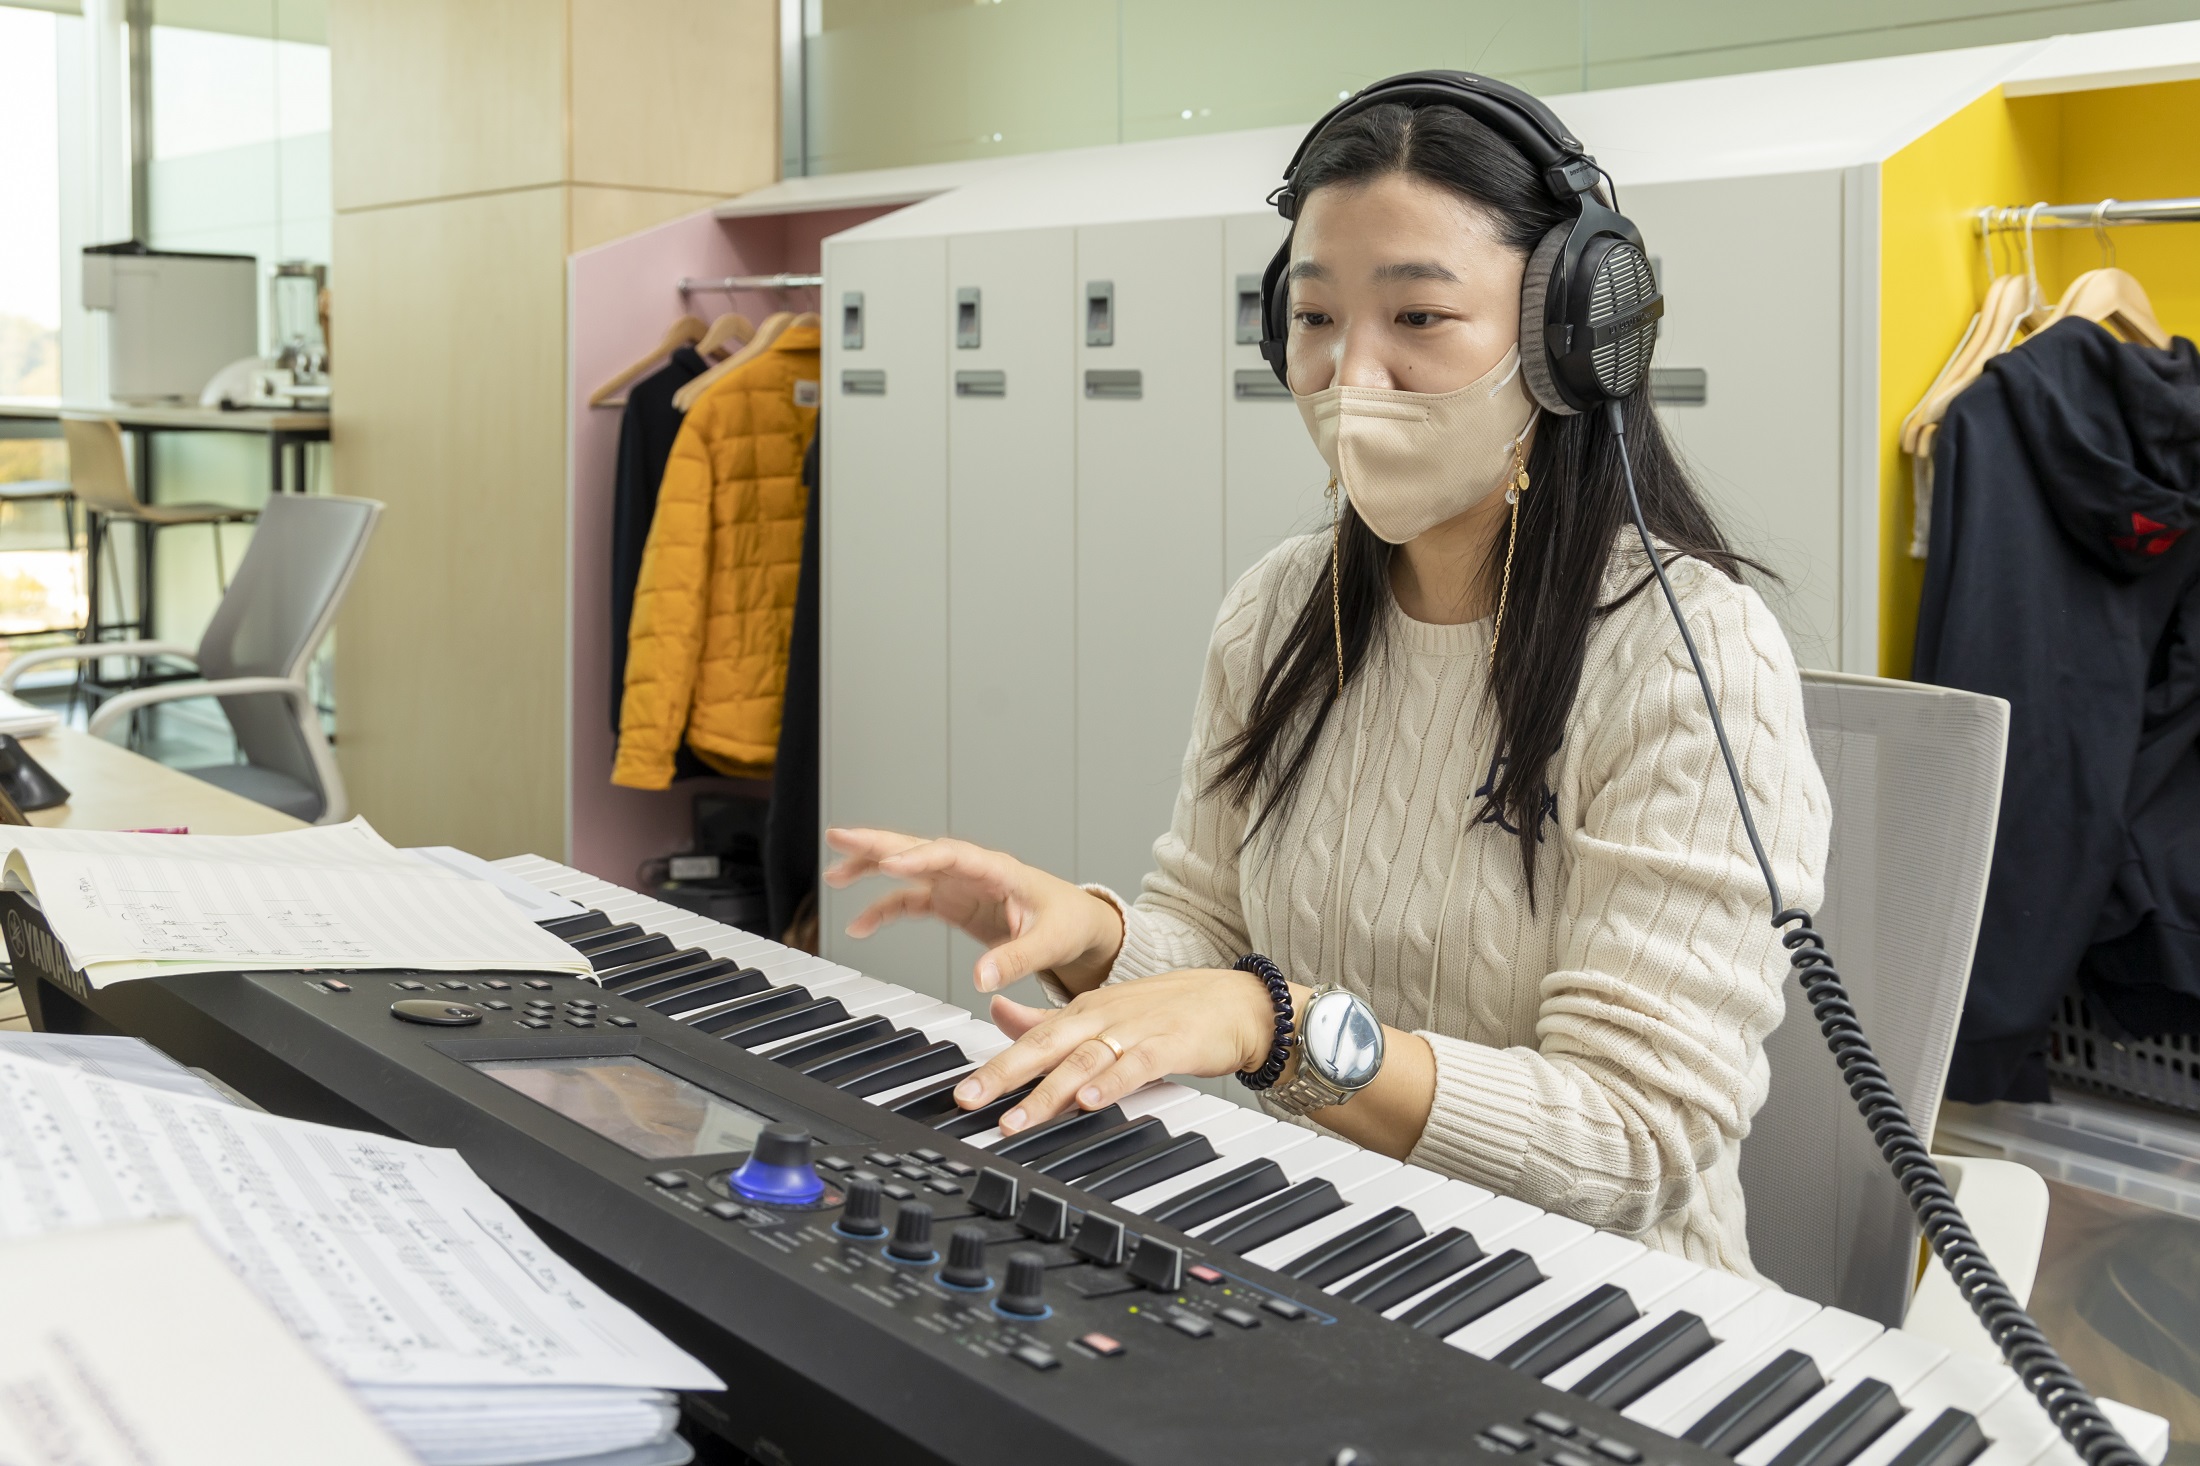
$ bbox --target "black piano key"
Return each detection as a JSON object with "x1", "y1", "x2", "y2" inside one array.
[
  {"x1": 1402, "y1": 1249, "x2": 1544, "y2": 1336},
  {"x1": 834, "y1": 1041, "x2": 968, "y2": 1098},
  {"x1": 603, "y1": 953, "x2": 732, "y2": 996},
  {"x1": 1198, "y1": 1177, "x2": 1346, "y2": 1255},
  {"x1": 1078, "y1": 1131, "x2": 1217, "y2": 1202},
  {"x1": 1886, "y1": 1410, "x2": 1988, "y2": 1466},
  {"x1": 1492, "y1": 1282, "x2": 1640, "y2": 1377},
  {"x1": 933, "y1": 1083, "x2": 1040, "y2": 1139},
  {"x1": 1034, "y1": 1117, "x2": 1170, "y2": 1182},
  {"x1": 1682, "y1": 1349, "x2": 1825, "y2": 1456},
  {"x1": 1282, "y1": 1206, "x2": 1425, "y2": 1287},
  {"x1": 691, "y1": 985, "x2": 812, "y2": 1034},
  {"x1": 583, "y1": 932, "x2": 677, "y2": 972},
  {"x1": 1572, "y1": 1310, "x2": 1717, "y2": 1408},
  {"x1": 771, "y1": 1018, "x2": 900, "y2": 1072},
  {"x1": 542, "y1": 910, "x2": 614, "y2": 941},
  {"x1": 1146, "y1": 1159, "x2": 1288, "y2": 1231},
  {"x1": 891, "y1": 1072, "x2": 975, "y2": 1121},
  {"x1": 988, "y1": 1105, "x2": 1129, "y2": 1165},
  {"x1": 1341, "y1": 1228, "x2": 1484, "y2": 1311},
  {"x1": 1767, "y1": 1380, "x2": 1904, "y2": 1466},
  {"x1": 564, "y1": 923, "x2": 645, "y2": 955},
  {"x1": 720, "y1": 997, "x2": 849, "y2": 1048},
  {"x1": 648, "y1": 969, "x2": 773, "y2": 1016}
]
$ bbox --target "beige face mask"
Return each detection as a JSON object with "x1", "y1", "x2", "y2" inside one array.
[{"x1": 1294, "y1": 346, "x2": 1540, "y2": 545}]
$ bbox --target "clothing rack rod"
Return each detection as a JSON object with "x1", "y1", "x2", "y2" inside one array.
[
  {"x1": 678, "y1": 273, "x2": 824, "y2": 295},
  {"x1": 1977, "y1": 197, "x2": 2200, "y2": 231}
]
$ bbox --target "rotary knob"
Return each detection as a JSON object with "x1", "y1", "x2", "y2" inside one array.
[
  {"x1": 996, "y1": 1250, "x2": 1049, "y2": 1318},
  {"x1": 888, "y1": 1201, "x2": 937, "y2": 1264},
  {"x1": 939, "y1": 1225, "x2": 992, "y2": 1289},
  {"x1": 728, "y1": 1125, "x2": 825, "y2": 1205},
  {"x1": 837, "y1": 1176, "x2": 887, "y2": 1239}
]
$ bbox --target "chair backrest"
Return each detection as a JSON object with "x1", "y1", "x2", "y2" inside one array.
[
  {"x1": 197, "y1": 494, "x2": 381, "y2": 799},
  {"x1": 1739, "y1": 670, "x2": 2008, "y2": 1324},
  {"x1": 59, "y1": 416, "x2": 138, "y2": 515}
]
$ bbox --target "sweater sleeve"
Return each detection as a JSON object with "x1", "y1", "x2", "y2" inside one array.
[
  {"x1": 614, "y1": 407, "x2": 716, "y2": 790},
  {"x1": 1407, "y1": 570, "x2": 1830, "y2": 1239},
  {"x1": 1036, "y1": 549, "x2": 1287, "y2": 1003}
]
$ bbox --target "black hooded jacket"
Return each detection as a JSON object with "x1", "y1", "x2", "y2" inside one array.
[{"x1": 1916, "y1": 318, "x2": 2200, "y2": 1103}]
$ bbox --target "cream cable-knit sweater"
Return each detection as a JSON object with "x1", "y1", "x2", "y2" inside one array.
[{"x1": 1082, "y1": 532, "x2": 1829, "y2": 1277}]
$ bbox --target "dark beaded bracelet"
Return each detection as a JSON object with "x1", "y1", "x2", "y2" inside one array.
[{"x1": 1233, "y1": 953, "x2": 1295, "y2": 1092}]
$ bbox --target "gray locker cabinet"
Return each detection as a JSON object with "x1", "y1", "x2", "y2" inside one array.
[
  {"x1": 1073, "y1": 216, "x2": 1227, "y2": 899},
  {"x1": 1625, "y1": 172, "x2": 1846, "y2": 672},
  {"x1": 820, "y1": 235, "x2": 951, "y2": 1001},
  {"x1": 1222, "y1": 211, "x2": 1329, "y2": 585},
  {"x1": 945, "y1": 227, "x2": 1078, "y2": 1017}
]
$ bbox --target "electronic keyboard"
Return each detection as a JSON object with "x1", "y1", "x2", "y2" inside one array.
[{"x1": 7, "y1": 856, "x2": 2166, "y2": 1466}]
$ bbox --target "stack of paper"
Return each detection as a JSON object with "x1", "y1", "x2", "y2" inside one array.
[
  {"x1": 0, "y1": 818, "x2": 592, "y2": 987},
  {"x1": 0, "y1": 1038, "x2": 723, "y2": 1465}
]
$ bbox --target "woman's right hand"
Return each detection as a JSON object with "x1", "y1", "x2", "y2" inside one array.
[{"x1": 821, "y1": 828, "x2": 1126, "y2": 995}]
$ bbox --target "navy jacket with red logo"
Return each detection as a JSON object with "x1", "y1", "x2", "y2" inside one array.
[{"x1": 1916, "y1": 317, "x2": 2200, "y2": 1102}]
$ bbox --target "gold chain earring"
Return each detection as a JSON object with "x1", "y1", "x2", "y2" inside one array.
[
  {"x1": 1487, "y1": 443, "x2": 1531, "y2": 661},
  {"x1": 1327, "y1": 476, "x2": 1345, "y2": 697}
]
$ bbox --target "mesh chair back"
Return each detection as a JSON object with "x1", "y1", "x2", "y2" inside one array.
[
  {"x1": 59, "y1": 416, "x2": 138, "y2": 515},
  {"x1": 1740, "y1": 671, "x2": 2007, "y2": 1324},
  {"x1": 195, "y1": 494, "x2": 381, "y2": 804}
]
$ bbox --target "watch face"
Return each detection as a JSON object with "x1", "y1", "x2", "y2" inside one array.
[{"x1": 1303, "y1": 989, "x2": 1383, "y2": 1090}]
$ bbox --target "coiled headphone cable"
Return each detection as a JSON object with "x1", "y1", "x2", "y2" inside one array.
[{"x1": 1604, "y1": 397, "x2": 2142, "y2": 1466}]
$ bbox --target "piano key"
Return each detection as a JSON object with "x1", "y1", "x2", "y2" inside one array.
[
  {"x1": 1402, "y1": 1249, "x2": 1546, "y2": 1335},
  {"x1": 1339, "y1": 1228, "x2": 1485, "y2": 1311},
  {"x1": 1377, "y1": 1209, "x2": 1592, "y2": 1321},
  {"x1": 1277, "y1": 1205, "x2": 1426, "y2": 1286},
  {"x1": 595, "y1": 949, "x2": 716, "y2": 991},
  {"x1": 1117, "y1": 1087, "x2": 1231, "y2": 1128},
  {"x1": 769, "y1": 1016, "x2": 901, "y2": 1070},
  {"x1": 1625, "y1": 1291, "x2": 1824, "y2": 1431},
  {"x1": 884, "y1": 1070, "x2": 974, "y2": 1122},
  {"x1": 691, "y1": 985, "x2": 812, "y2": 1033},
  {"x1": 1111, "y1": 1123, "x2": 1320, "y2": 1215},
  {"x1": 1239, "y1": 1168, "x2": 1449, "y2": 1273},
  {"x1": 1276, "y1": 1137, "x2": 1388, "y2": 1186},
  {"x1": 1196, "y1": 1177, "x2": 1346, "y2": 1254},
  {"x1": 1763, "y1": 1380, "x2": 1905, "y2": 1466},
  {"x1": 1492, "y1": 1282, "x2": 1641, "y2": 1378},
  {"x1": 1656, "y1": 1307, "x2": 1886, "y2": 1440},
  {"x1": 1547, "y1": 1267, "x2": 1761, "y2": 1399},
  {"x1": 868, "y1": 1063, "x2": 981, "y2": 1109},
  {"x1": 805, "y1": 1027, "x2": 940, "y2": 1081},
  {"x1": 719, "y1": 996, "x2": 852, "y2": 1048},
  {"x1": 833, "y1": 1040, "x2": 968, "y2": 1097},
  {"x1": 1077, "y1": 1131, "x2": 1218, "y2": 1201},
  {"x1": 582, "y1": 932, "x2": 677, "y2": 970},
  {"x1": 1472, "y1": 1247, "x2": 1701, "y2": 1372},
  {"x1": 1033, "y1": 1117, "x2": 1171, "y2": 1181},
  {"x1": 1442, "y1": 1231, "x2": 1645, "y2": 1357},
  {"x1": 1186, "y1": 1106, "x2": 1276, "y2": 1147},
  {"x1": 1967, "y1": 1393, "x2": 2063, "y2": 1466},
  {"x1": 566, "y1": 921, "x2": 649, "y2": 953},
  {"x1": 1569, "y1": 1311, "x2": 1719, "y2": 1408},
  {"x1": 1147, "y1": 1159, "x2": 1290, "y2": 1231},
  {"x1": 1848, "y1": 1357, "x2": 2013, "y2": 1466},
  {"x1": 650, "y1": 968, "x2": 774, "y2": 1016},
  {"x1": 1685, "y1": 1349, "x2": 1828, "y2": 1455},
  {"x1": 542, "y1": 910, "x2": 614, "y2": 941},
  {"x1": 988, "y1": 1105, "x2": 1130, "y2": 1165},
  {"x1": 1736, "y1": 1332, "x2": 1950, "y2": 1466},
  {"x1": 933, "y1": 1083, "x2": 1041, "y2": 1139}
]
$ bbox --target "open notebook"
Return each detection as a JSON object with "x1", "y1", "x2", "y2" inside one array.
[{"x1": 0, "y1": 818, "x2": 592, "y2": 988}]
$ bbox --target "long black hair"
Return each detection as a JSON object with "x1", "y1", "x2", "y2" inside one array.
[{"x1": 1209, "y1": 101, "x2": 1752, "y2": 894}]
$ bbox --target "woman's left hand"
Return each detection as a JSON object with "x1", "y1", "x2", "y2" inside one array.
[{"x1": 956, "y1": 969, "x2": 1288, "y2": 1135}]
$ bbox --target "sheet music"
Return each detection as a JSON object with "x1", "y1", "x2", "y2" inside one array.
[
  {"x1": 0, "y1": 1031, "x2": 228, "y2": 1101},
  {"x1": 408, "y1": 846, "x2": 588, "y2": 922},
  {"x1": 0, "y1": 817, "x2": 436, "y2": 870},
  {"x1": 0, "y1": 1220, "x2": 416, "y2": 1466},
  {"x1": 0, "y1": 1054, "x2": 722, "y2": 1393}
]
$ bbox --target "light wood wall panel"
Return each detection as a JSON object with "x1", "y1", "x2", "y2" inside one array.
[
  {"x1": 567, "y1": 185, "x2": 724, "y2": 254},
  {"x1": 330, "y1": 0, "x2": 567, "y2": 211},
  {"x1": 332, "y1": 186, "x2": 570, "y2": 857},
  {"x1": 569, "y1": 0, "x2": 779, "y2": 196}
]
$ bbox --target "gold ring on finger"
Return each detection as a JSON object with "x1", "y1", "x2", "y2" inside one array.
[{"x1": 1097, "y1": 1033, "x2": 1126, "y2": 1061}]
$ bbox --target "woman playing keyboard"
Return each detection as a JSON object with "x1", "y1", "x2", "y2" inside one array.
[{"x1": 825, "y1": 79, "x2": 1829, "y2": 1281}]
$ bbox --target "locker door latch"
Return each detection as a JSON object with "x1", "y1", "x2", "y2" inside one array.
[
  {"x1": 842, "y1": 291, "x2": 865, "y2": 351},
  {"x1": 956, "y1": 287, "x2": 981, "y2": 349},
  {"x1": 1085, "y1": 280, "x2": 1114, "y2": 347}
]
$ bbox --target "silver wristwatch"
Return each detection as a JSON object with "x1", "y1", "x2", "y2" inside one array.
[{"x1": 1268, "y1": 985, "x2": 1384, "y2": 1116}]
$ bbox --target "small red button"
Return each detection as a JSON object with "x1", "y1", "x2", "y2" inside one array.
[
  {"x1": 1187, "y1": 1264, "x2": 1223, "y2": 1285},
  {"x1": 1077, "y1": 1332, "x2": 1124, "y2": 1357}
]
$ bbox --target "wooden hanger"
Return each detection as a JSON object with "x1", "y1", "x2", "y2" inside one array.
[
  {"x1": 1905, "y1": 272, "x2": 2027, "y2": 453},
  {"x1": 672, "y1": 310, "x2": 802, "y2": 412},
  {"x1": 696, "y1": 310, "x2": 756, "y2": 360},
  {"x1": 589, "y1": 314, "x2": 707, "y2": 408}
]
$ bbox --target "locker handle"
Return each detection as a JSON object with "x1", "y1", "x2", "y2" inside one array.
[
  {"x1": 955, "y1": 370, "x2": 1006, "y2": 398},
  {"x1": 1085, "y1": 280, "x2": 1114, "y2": 347},
  {"x1": 955, "y1": 286, "x2": 981, "y2": 349},
  {"x1": 841, "y1": 369, "x2": 886, "y2": 396},
  {"x1": 1233, "y1": 369, "x2": 1289, "y2": 401},
  {"x1": 841, "y1": 291, "x2": 865, "y2": 350},
  {"x1": 1235, "y1": 273, "x2": 1264, "y2": 345},
  {"x1": 1084, "y1": 369, "x2": 1141, "y2": 400}
]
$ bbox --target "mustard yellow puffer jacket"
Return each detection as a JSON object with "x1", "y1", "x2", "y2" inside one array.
[{"x1": 614, "y1": 325, "x2": 820, "y2": 788}]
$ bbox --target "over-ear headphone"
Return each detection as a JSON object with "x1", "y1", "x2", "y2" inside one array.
[{"x1": 1258, "y1": 71, "x2": 1663, "y2": 416}]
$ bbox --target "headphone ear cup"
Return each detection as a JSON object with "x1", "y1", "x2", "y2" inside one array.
[{"x1": 1517, "y1": 223, "x2": 1578, "y2": 416}]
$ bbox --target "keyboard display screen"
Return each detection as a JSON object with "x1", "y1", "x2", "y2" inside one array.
[{"x1": 475, "y1": 1055, "x2": 770, "y2": 1159}]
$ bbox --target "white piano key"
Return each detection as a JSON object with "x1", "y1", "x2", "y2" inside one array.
[
  {"x1": 1391, "y1": 1177, "x2": 1498, "y2": 1231},
  {"x1": 1271, "y1": 1135, "x2": 1363, "y2": 1182},
  {"x1": 1194, "y1": 1107, "x2": 1277, "y2": 1147},
  {"x1": 1381, "y1": 1209, "x2": 1597, "y2": 1320},
  {"x1": 1471, "y1": 1246, "x2": 1711, "y2": 1368},
  {"x1": 1845, "y1": 1354, "x2": 2016, "y2": 1466},
  {"x1": 1291, "y1": 1147, "x2": 1402, "y2": 1193},
  {"x1": 1624, "y1": 1290, "x2": 1824, "y2": 1430},
  {"x1": 865, "y1": 1065, "x2": 979, "y2": 1107},
  {"x1": 1115, "y1": 1083, "x2": 1212, "y2": 1123},
  {"x1": 1239, "y1": 1166, "x2": 1450, "y2": 1271},
  {"x1": 842, "y1": 990, "x2": 938, "y2": 1022},
  {"x1": 934, "y1": 1020, "x2": 1010, "y2": 1057},
  {"x1": 1543, "y1": 1264, "x2": 1764, "y2": 1393},
  {"x1": 1639, "y1": 1302, "x2": 1883, "y2": 1436},
  {"x1": 1441, "y1": 1230, "x2": 1645, "y2": 1356},
  {"x1": 1970, "y1": 1389, "x2": 2067, "y2": 1466},
  {"x1": 1733, "y1": 1329, "x2": 1950, "y2": 1466}
]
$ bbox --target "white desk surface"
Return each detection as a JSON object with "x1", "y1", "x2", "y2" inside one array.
[
  {"x1": 1, "y1": 728, "x2": 305, "y2": 1031},
  {"x1": 0, "y1": 396, "x2": 330, "y2": 435}
]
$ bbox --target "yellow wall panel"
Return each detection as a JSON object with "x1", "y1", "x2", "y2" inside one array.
[
  {"x1": 2047, "y1": 79, "x2": 2200, "y2": 341},
  {"x1": 331, "y1": 187, "x2": 569, "y2": 856},
  {"x1": 568, "y1": 0, "x2": 779, "y2": 197}
]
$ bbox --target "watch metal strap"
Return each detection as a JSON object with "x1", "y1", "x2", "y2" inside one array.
[{"x1": 1266, "y1": 984, "x2": 1356, "y2": 1116}]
